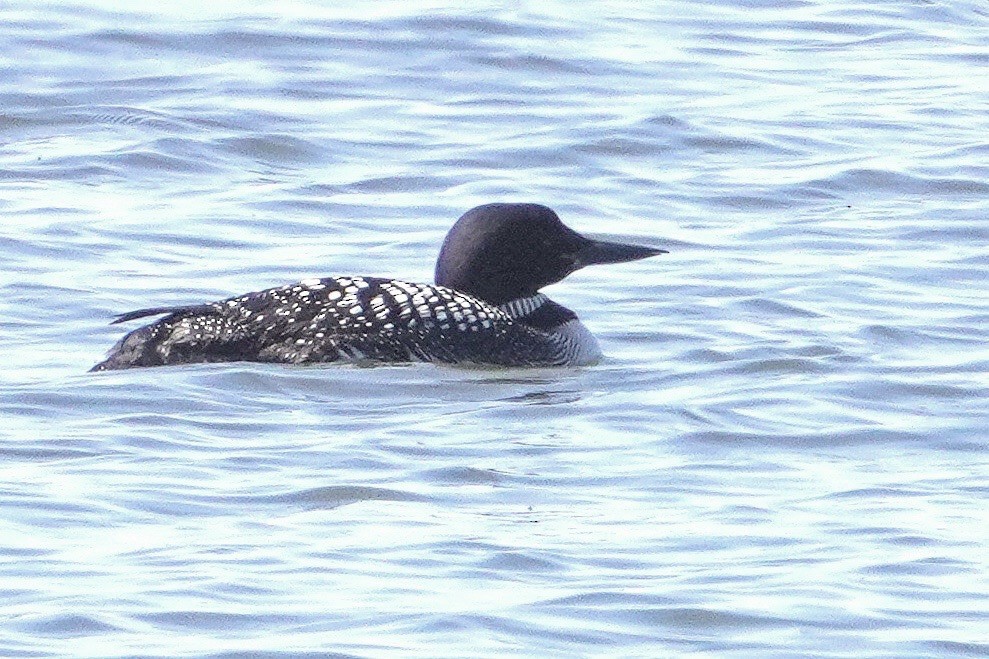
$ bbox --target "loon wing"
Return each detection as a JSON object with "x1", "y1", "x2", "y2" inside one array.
[{"x1": 111, "y1": 304, "x2": 215, "y2": 324}]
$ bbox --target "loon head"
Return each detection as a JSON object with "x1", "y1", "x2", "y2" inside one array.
[{"x1": 434, "y1": 203, "x2": 666, "y2": 305}]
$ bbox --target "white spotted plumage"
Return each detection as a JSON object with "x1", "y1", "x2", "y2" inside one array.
[{"x1": 92, "y1": 276, "x2": 598, "y2": 370}]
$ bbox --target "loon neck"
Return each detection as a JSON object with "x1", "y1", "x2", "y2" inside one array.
[
  {"x1": 498, "y1": 293, "x2": 578, "y2": 331},
  {"x1": 497, "y1": 293, "x2": 550, "y2": 319}
]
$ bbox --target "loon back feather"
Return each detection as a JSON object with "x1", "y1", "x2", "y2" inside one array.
[{"x1": 91, "y1": 277, "x2": 584, "y2": 371}]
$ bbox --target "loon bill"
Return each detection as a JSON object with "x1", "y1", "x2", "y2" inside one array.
[{"x1": 91, "y1": 203, "x2": 666, "y2": 371}]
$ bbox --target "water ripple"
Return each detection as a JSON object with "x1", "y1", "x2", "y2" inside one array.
[{"x1": 1, "y1": 1, "x2": 987, "y2": 657}]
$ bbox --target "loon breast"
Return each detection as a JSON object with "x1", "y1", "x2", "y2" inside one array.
[{"x1": 90, "y1": 276, "x2": 597, "y2": 371}]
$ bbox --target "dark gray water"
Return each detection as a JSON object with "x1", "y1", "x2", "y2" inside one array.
[{"x1": 2, "y1": 1, "x2": 988, "y2": 656}]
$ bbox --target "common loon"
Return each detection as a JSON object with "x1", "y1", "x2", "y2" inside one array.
[{"x1": 91, "y1": 203, "x2": 665, "y2": 371}]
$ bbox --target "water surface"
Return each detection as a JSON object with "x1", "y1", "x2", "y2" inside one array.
[{"x1": 1, "y1": 1, "x2": 987, "y2": 656}]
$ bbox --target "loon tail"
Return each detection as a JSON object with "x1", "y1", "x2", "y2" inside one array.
[
  {"x1": 90, "y1": 323, "x2": 160, "y2": 372},
  {"x1": 92, "y1": 304, "x2": 217, "y2": 372}
]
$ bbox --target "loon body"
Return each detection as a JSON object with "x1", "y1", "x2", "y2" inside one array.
[{"x1": 91, "y1": 203, "x2": 664, "y2": 371}]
